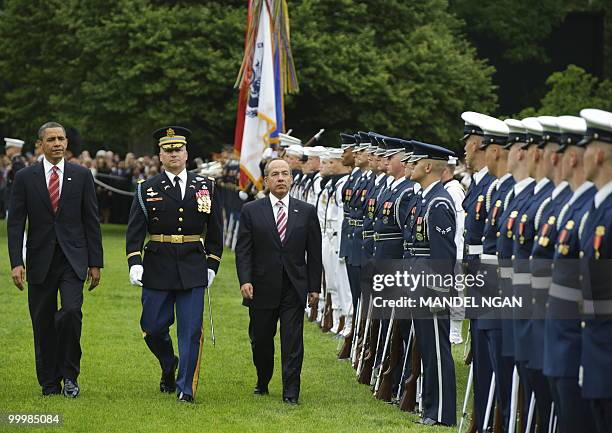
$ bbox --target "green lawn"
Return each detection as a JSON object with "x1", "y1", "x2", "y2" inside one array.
[{"x1": 0, "y1": 223, "x2": 469, "y2": 432}]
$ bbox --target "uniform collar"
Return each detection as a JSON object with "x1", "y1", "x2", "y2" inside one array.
[
  {"x1": 534, "y1": 177, "x2": 551, "y2": 195},
  {"x1": 513, "y1": 177, "x2": 534, "y2": 196},
  {"x1": 551, "y1": 181, "x2": 570, "y2": 200},
  {"x1": 422, "y1": 180, "x2": 440, "y2": 199},
  {"x1": 351, "y1": 167, "x2": 360, "y2": 175},
  {"x1": 496, "y1": 173, "x2": 513, "y2": 190},
  {"x1": 472, "y1": 166, "x2": 489, "y2": 186},
  {"x1": 43, "y1": 157, "x2": 65, "y2": 174},
  {"x1": 390, "y1": 176, "x2": 405, "y2": 190},
  {"x1": 375, "y1": 173, "x2": 386, "y2": 185},
  {"x1": 568, "y1": 181, "x2": 593, "y2": 206},
  {"x1": 165, "y1": 168, "x2": 187, "y2": 185},
  {"x1": 270, "y1": 192, "x2": 290, "y2": 209},
  {"x1": 594, "y1": 180, "x2": 612, "y2": 209}
]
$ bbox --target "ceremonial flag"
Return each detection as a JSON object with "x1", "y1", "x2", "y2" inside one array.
[{"x1": 234, "y1": 0, "x2": 298, "y2": 191}]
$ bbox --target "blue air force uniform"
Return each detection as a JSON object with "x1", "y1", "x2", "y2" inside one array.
[
  {"x1": 126, "y1": 127, "x2": 223, "y2": 401},
  {"x1": 404, "y1": 141, "x2": 457, "y2": 426}
]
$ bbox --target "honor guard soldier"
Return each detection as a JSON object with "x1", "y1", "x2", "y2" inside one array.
[
  {"x1": 459, "y1": 111, "x2": 498, "y2": 433},
  {"x1": 541, "y1": 115, "x2": 597, "y2": 433},
  {"x1": 578, "y1": 108, "x2": 612, "y2": 433},
  {"x1": 125, "y1": 126, "x2": 223, "y2": 403},
  {"x1": 342, "y1": 134, "x2": 370, "y2": 309},
  {"x1": 513, "y1": 116, "x2": 556, "y2": 428},
  {"x1": 523, "y1": 116, "x2": 572, "y2": 432},
  {"x1": 404, "y1": 140, "x2": 457, "y2": 426},
  {"x1": 474, "y1": 114, "x2": 516, "y2": 429},
  {"x1": 372, "y1": 138, "x2": 414, "y2": 260}
]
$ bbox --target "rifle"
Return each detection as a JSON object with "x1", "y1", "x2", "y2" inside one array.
[
  {"x1": 373, "y1": 311, "x2": 395, "y2": 392},
  {"x1": 338, "y1": 304, "x2": 356, "y2": 359},
  {"x1": 376, "y1": 319, "x2": 402, "y2": 401},
  {"x1": 368, "y1": 321, "x2": 385, "y2": 386},
  {"x1": 302, "y1": 129, "x2": 325, "y2": 147},
  {"x1": 493, "y1": 402, "x2": 503, "y2": 433},
  {"x1": 322, "y1": 292, "x2": 333, "y2": 332},
  {"x1": 458, "y1": 364, "x2": 473, "y2": 433},
  {"x1": 358, "y1": 319, "x2": 380, "y2": 384},
  {"x1": 394, "y1": 322, "x2": 414, "y2": 403},
  {"x1": 355, "y1": 297, "x2": 373, "y2": 373},
  {"x1": 399, "y1": 334, "x2": 421, "y2": 412}
]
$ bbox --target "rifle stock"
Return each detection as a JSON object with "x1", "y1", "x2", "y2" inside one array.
[
  {"x1": 399, "y1": 335, "x2": 420, "y2": 412},
  {"x1": 358, "y1": 319, "x2": 380, "y2": 384},
  {"x1": 376, "y1": 320, "x2": 401, "y2": 401},
  {"x1": 322, "y1": 292, "x2": 333, "y2": 332}
]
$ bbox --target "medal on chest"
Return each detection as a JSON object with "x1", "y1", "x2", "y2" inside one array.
[
  {"x1": 475, "y1": 195, "x2": 484, "y2": 220},
  {"x1": 491, "y1": 200, "x2": 502, "y2": 226},
  {"x1": 415, "y1": 216, "x2": 424, "y2": 241},
  {"x1": 518, "y1": 213, "x2": 528, "y2": 244},
  {"x1": 196, "y1": 186, "x2": 211, "y2": 214},
  {"x1": 594, "y1": 225, "x2": 605, "y2": 259},
  {"x1": 506, "y1": 210, "x2": 518, "y2": 238}
]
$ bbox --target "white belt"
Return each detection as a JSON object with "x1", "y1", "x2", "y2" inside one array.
[
  {"x1": 531, "y1": 276, "x2": 552, "y2": 290},
  {"x1": 499, "y1": 267, "x2": 513, "y2": 279},
  {"x1": 549, "y1": 282, "x2": 582, "y2": 302},
  {"x1": 467, "y1": 244, "x2": 483, "y2": 255},
  {"x1": 512, "y1": 273, "x2": 531, "y2": 285},
  {"x1": 480, "y1": 254, "x2": 499, "y2": 264},
  {"x1": 582, "y1": 299, "x2": 612, "y2": 315}
]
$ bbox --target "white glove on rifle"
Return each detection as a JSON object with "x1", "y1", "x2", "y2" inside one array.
[
  {"x1": 207, "y1": 269, "x2": 216, "y2": 288},
  {"x1": 129, "y1": 265, "x2": 144, "y2": 287}
]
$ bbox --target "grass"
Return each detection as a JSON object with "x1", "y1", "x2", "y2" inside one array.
[{"x1": 0, "y1": 222, "x2": 470, "y2": 432}]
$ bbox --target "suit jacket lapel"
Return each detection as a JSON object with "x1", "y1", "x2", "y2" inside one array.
[
  {"x1": 57, "y1": 163, "x2": 74, "y2": 216},
  {"x1": 33, "y1": 163, "x2": 54, "y2": 214},
  {"x1": 284, "y1": 197, "x2": 297, "y2": 244},
  {"x1": 262, "y1": 197, "x2": 282, "y2": 247}
]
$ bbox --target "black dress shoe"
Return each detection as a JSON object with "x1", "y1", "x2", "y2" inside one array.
[
  {"x1": 177, "y1": 392, "x2": 194, "y2": 403},
  {"x1": 253, "y1": 385, "x2": 269, "y2": 395},
  {"x1": 283, "y1": 397, "x2": 298, "y2": 405},
  {"x1": 160, "y1": 356, "x2": 178, "y2": 393},
  {"x1": 63, "y1": 379, "x2": 80, "y2": 398},
  {"x1": 42, "y1": 387, "x2": 62, "y2": 397}
]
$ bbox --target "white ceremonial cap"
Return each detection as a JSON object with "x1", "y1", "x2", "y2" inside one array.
[{"x1": 4, "y1": 137, "x2": 24, "y2": 149}]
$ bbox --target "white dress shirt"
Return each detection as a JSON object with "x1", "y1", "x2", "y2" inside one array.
[
  {"x1": 270, "y1": 192, "x2": 290, "y2": 220},
  {"x1": 164, "y1": 169, "x2": 188, "y2": 200},
  {"x1": 594, "y1": 180, "x2": 612, "y2": 209},
  {"x1": 43, "y1": 158, "x2": 65, "y2": 195}
]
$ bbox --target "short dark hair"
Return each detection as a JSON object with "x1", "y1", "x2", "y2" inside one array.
[
  {"x1": 263, "y1": 157, "x2": 290, "y2": 176},
  {"x1": 38, "y1": 122, "x2": 66, "y2": 139}
]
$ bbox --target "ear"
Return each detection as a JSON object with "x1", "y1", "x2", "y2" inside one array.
[{"x1": 596, "y1": 147, "x2": 606, "y2": 167}]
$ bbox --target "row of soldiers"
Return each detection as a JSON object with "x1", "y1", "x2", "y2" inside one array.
[{"x1": 284, "y1": 108, "x2": 611, "y2": 433}]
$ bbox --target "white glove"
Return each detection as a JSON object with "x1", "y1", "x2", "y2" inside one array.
[
  {"x1": 129, "y1": 265, "x2": 144, "y2": 286},
  {"x1": 238, "y1": 190, "x2": 249, "y2": 201},
  {"x1": 207, "y1": 269, "x2": 216, "y2": 287}
]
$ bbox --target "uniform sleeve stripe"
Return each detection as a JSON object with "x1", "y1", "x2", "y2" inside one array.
[
  {"x1": 207, "y1": 254, "x2": 221, "y2": 262},
  {"x1": 127, "y1": 251, "x2": 142, "y2": 259}
]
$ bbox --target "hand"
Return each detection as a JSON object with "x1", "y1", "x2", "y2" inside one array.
[
  {"x1": 240, "y1": 283, "x2": 253, "y2": 299},
  {"x1": 129, "y1": 265, "x2": 144, "y2": 287},
  {"x1": 207, "y1": 269, "x2": 216, "y2": 287},
  {"x1": 308, "y1": 292, "x2": 320, "y2": 308},
  {"x1": 87, "y1": 267, "x2": 101, "y2": 291},
  {"x1": 11, "y1": 265, "x2": 26, "y2": 291}
]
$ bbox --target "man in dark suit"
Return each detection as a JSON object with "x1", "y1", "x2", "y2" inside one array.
[
  {"x1": 7, "y1": 122, "x2": 103, "y2": 397},
  {"x1": 236, "y1": 158, "x2": 322, "y2": 405}
]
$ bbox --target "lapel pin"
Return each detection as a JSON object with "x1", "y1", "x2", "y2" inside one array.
[
  {"x1": 293, "y1": 209, "x2": 298, "y2": 213},
  {"x1": 161, "y1": 180, "x2": 166, "y2": 184},
  {"x1": 164, "y1": 185, "x2": 170, "y2": 190},
  {"x1": 67, "y1": 177, "x2": 72, "y2": 181}
]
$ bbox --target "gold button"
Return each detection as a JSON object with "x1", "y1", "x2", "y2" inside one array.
[
  {"x1": 497, "y1": 232, "x2": 500, "y2": 237},
  {"x1": 178, "y1": 228, "x2": 182, "y2": 232},
  {"x1": 581, "y1": 321, "x2": 586, "y2": 329},
  {"x1": 179, "y1": 217, "x2": 183, "y2": 222},
  {"x1": 179, "y1": 208, "x2": 184, "y2": 212},
  {"x1": 579, "y1": 251, "x2": 584, "y2": 258}
]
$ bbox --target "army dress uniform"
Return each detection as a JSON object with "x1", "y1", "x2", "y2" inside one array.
[{"x1": 126, "y1": 127, "x2": 223, "y2": 402}]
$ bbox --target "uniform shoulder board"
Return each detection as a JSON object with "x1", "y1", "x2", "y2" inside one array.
[
  {"x1": 578, "y1": 211, "x2": 589, "y2": 240},
  {"x1": 485, "y1": 179, "x2": 499, "y2": 213},
  {"x1": 137, "y1": 178, "x2": 145, "y2": 184},
  {"x1": 534, "y1": 197, "x2": 552, "y2": 230}
]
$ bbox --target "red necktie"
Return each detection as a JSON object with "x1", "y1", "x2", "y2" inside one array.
[
  {"x1": 48, "y1": 166, "x2": 60, "y2": 213},
  {"x1": 276, "y1": 202, "x2": 287, "y2": 244}
]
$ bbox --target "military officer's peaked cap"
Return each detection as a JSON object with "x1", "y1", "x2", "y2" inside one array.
[
  {"x1": 369, "y1": 132, "x2": 389, "y2": 156},
  {"x1": 407, "y1": 140, "x2": 455, "y2": 163},
  {"x1": 521, "y1": 117, "x2": 544, "y2": 149},
  {"x1": 556, "y1": 115, "x2": 587, "y2": 153},
  {"x1": 382, "y1": 137, "x2": 409, "y2": 157},
  {"x1": 340, "y1": 133, "x2": 358, "y2": 150},
  {"x1": 460, "y1": 111, "x2": 486, "y2": 140},
  {"x1": 502, "y1": 119, "x2": 527, "y2": 149},
  {"x1": 353, "y1": 131, "x2": 372, "y2": 152},
  {"x1": 536, "y1": 116, "x2": 562, "y2": 147},
  {"x1": 153, "y1": 126, "x2": 191, "y2": 150},
  {"x1": 578, "y1": 108, "x2": 612, "y2": 146},
  {"x1": 476, "y1": 116, "x2": 509, "y2": 149}
]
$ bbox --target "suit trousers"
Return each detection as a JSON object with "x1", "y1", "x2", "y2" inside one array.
[
  {"x1": 28, "y1": 244, "x2": 84, "y2": 392},
  {"x1": 248, "y1": 274, "x2": 304, "y2": 399}
]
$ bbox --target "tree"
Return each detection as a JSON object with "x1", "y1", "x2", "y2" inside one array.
[{"x1": 517, "y1": 65, "x2": 612, "y2": 117}]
